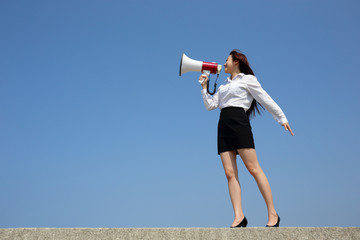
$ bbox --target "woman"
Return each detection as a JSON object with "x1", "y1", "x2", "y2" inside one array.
[{"x1": 200, "y1": 50, "x2": 294, "y2": 228}]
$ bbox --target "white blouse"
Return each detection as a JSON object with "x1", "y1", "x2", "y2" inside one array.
[{"x1": 201, "y1": 73, "x2": 288, "y2": 125}]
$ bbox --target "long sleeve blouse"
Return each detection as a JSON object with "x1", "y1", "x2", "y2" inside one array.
[{"x1": 201, "y1": 72, "x2": 288, "y2": 125}]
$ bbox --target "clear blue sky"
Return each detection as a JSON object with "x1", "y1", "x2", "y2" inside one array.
[{"x1": 1, "y1": 0, "x2": 359, "y2": 228}]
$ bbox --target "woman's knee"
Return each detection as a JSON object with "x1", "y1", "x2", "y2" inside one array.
[
  {"x1": 246, "y1": 166, "x2": 261, "y2": 177},
  {"x1": 224, "y1": 168, "x2": 238, "y2": 180},
  {"x1": 220, "y1": 151, "x2": 238, "y2": 180},
  {"x1": 237, "y1": 148, "x2": 262, "y2": 177}
]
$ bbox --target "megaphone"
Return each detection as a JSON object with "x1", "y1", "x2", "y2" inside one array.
[
  {"x1": 179, "y1": 53, "x2": 222, "y2": 76},
  {"x1": 179, "y1": 53, "x2": 222, "y2": 95}
]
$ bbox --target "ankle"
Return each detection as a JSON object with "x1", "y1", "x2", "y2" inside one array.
[
  {"x1": 268, "y1": 211, "x2": 277, "y2": 217},
  {"x1": 234, "y1": 214, "x2": 245, "y2": 221}
]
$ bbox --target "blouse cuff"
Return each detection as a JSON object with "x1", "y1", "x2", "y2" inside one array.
[{"x1": 278, "y1": 116, "x2": 288, "y2": 125}]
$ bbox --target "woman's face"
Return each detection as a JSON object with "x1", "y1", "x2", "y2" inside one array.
[{"x1": 224, "y1": 55, "x2": 238, "y2": 74}]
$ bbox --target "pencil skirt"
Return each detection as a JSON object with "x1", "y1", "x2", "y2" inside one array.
[{"x1": 217, "y1": 107, "x2": 255, "y2": 155}]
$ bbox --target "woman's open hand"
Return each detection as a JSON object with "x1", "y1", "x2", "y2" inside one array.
[{"x1": 282, "y1": 122, "x2": 294, "y2": 136}]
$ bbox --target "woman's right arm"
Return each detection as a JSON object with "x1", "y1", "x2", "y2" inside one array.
[{"x1": 199, "y1": 75, "x2": 219, "y2": 110}]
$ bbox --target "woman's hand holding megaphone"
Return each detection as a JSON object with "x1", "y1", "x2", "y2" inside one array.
[{"x1": 199, "y1": 73, "x2": 209, "y2": 90}]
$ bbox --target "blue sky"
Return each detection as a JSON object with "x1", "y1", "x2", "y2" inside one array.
[{"x1": 1, "y1": 0, "x2": 359, "y2": 228}]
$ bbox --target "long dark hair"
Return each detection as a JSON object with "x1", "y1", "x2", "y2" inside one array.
[{"x1": 229, "y1": 49, "x2": 265, "y2": 119}]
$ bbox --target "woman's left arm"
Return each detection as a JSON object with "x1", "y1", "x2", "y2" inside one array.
[{"x1": 247, "y1": 75, "x2": 294, "y2": 136}]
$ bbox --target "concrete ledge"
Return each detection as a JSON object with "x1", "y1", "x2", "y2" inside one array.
[{"x1": 1, "y1": 227, "x2": 359, "y2": 240}]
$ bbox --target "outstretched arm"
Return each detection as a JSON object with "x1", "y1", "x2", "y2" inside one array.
[{"x1": 247, "y1": 75, "x2": 294, "y2": 136}]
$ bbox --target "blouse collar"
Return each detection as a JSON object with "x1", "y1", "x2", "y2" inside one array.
[{"x1": 226, "y1": 72, "x2": 245, "y2": 83}]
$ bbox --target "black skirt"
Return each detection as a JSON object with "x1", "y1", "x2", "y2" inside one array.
[{"x1": 217, "y1": 107, "x2": 255, "y2": 155}]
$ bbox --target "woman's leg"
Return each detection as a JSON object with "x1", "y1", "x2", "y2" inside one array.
[
  {"x1": 237, "y1": 148, "x2": 278, "y2": 226},
  {"x1": 220, "y1": 150, "x2": 245, "y2": 227}
]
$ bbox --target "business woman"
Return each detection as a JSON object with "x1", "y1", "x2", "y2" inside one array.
[{"x1": 200, "y1": 50, "x2": 294, "y2": 228}]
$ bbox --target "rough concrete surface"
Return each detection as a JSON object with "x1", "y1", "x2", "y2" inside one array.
[{"x1": 0, "y1": 227, "x2": 359, "y2": 240}]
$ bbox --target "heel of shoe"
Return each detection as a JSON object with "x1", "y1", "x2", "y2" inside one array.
[
  {"x1": 266, "y1": 215, "x2": 280, "y2": 227},
  {"x1": 230, "y1": 216, "x2": 248, "y2": 228}
]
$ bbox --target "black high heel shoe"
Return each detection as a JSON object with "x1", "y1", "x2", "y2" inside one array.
[
  {"x1": 266, "y1": 214, "x2": 280, "y2": 227},
  {"x1": 230, "y1": 216, "x2": 248, "y2": 228}
]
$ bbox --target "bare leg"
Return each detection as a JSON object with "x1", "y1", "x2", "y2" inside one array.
[
  {"x1": 220, "y1": 150, "x2": 245, "y2": 227},
  {"x1": 237, "y1": 148, "x2": 278, "y2": 226}
]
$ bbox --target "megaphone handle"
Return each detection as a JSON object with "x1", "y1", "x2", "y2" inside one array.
[
  {"x1": 199, "y1": 70, "x2": 210, "y2": 86},
  {"x1": 201, "y1": 70, "x2": 210, "y2": 78}
]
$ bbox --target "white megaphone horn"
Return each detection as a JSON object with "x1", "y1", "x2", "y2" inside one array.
[{"x1": 179, "y1": 53, "x2": 222, "y2": 95}]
